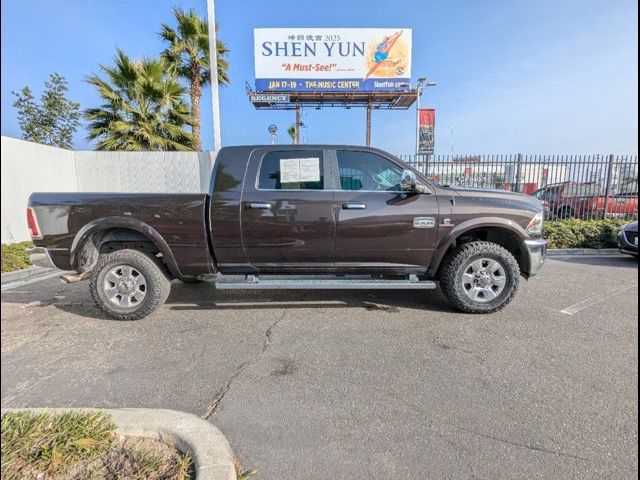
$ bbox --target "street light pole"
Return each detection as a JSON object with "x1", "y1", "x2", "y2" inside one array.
[
  {"x1": 415, "y1": 78, "x2": 425, "y2": 156},
  {"x1": 206, "y1": 0, "x2": 222, "y2": 151},
  {"x1": 268, "y1": 124, "x2": 278, "y2": 144}
]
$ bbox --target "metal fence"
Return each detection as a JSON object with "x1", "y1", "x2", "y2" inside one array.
[{"x1": 399, "y1": 154, "x2": 639, "y2": 221}]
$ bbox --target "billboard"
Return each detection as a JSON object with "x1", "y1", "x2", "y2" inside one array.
[
  {"x1": 418, "y1": 109, "x2": 435, "y2": 155},
  {"x1": 254, "y1": 28, "x2": 412, "y2": 92}
]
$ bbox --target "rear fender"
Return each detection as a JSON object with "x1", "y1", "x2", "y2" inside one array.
[{"x1": 70, "y1": 216, "x2": 184, "y2": 280}]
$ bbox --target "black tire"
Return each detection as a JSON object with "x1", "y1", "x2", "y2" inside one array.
[
  {"x1": 90, "y1": 249, "x2": 171, "y2": 320},
  {"x1": 440, "y1": 241, "x2": 520, "y2": 314}
]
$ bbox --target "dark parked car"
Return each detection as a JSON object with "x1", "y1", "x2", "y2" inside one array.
[
  {"x1": 28, "y1": 145, "x2": 547, "y2": 320},
  {"x1": 618, "y1": 221, "x2": 638, "y2": 257}
]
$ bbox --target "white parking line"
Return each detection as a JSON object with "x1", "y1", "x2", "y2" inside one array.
[{"x1": 560, "y1": 284, "x2": 637, "y2": 315}]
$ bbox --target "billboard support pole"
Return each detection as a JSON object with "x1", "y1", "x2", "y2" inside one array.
[
  {"x1": 295, "y1": 104, "x2": 301, "y2": 144},
  {"x1": 206, "y1": 0, "x2": 222, "y2": 151},
  {"x1": 366, "y1": 100, "x2": 372, "y2": 147}
]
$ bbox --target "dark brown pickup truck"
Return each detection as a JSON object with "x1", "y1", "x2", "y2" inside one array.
[{"x1": 28, "y1": 145, "x2": 547, "y2": 319}]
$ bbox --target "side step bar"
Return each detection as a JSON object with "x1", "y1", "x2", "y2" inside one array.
[{"x1": 215, "y1": 275, "x2": 437, "y2": 290}]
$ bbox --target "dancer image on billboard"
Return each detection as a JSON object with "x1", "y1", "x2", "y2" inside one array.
[{"x1": 364, "y1": 31, "x2": 403, "y2": 80}]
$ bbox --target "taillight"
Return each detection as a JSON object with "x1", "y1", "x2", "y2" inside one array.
[{"x1": 26, "y1": 207, "x2": 42, "y2": 239}]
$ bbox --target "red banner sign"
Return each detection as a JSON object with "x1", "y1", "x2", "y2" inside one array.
[{"x1": 418, "y1": 108, "x2": 435, "y2": 155}]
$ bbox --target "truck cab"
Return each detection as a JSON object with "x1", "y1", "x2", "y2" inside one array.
[{"x1": 210, "y1": 146, "x2": 441, "y2": 276}]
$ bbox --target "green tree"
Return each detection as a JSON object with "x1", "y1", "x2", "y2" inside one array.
[
  {"x1": 85, "y1": 50, "x2": 194, "y2": 151},
  {"x1": 11, "y1": 73, "x2": 81, "y2": 148},
  {"x1": 160, "y1": 7, "x2": 230, "y2": 151}
]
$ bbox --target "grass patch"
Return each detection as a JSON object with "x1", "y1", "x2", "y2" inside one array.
[
  {"x1": 544, "y1": 218, "x2": 629, "y2": 249},
  {"x1": 1, "y1": 410, "x2": 192, "y2": 480},
  {"x1": 234, "y1": 456, "x2": 257, "y2": 479},
  {"x1": 1, "y1": 242, "x2": 34, "y2": 273},
  {"x1": 1, "y1": 241, "x2": 46, "y2": 273}
]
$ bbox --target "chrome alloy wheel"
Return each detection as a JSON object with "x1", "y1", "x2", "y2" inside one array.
[
  {"x1": 460, "y1": 258, "x2": 507, "y2": 303},
  {"x1": 103, "y1": 265, "x2": 147, "y2": 308}
]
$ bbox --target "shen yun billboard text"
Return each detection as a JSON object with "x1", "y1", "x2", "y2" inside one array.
[{"x1": 254, "y1": 28, "x2": 412, "y2": 92}]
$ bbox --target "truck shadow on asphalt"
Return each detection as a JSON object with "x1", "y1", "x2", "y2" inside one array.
[
  {"x1": 42, "y1": 282, "x2": 456, "y2": 320},
  {"x1": 164, "y1": 282, "x2": 454, "y2": 314}
]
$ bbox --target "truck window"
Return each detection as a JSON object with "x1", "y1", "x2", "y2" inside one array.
[
  {"x1": 337, "y1": 150, "x2": 403, "y2": 192},
  {"x1": 258, "y1": 150, "x2": 324, "y2": 190}
]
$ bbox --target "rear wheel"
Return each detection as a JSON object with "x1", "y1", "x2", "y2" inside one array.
[
  {"x1": 440, "y1": 241, "x2": 520, "y2": 314},
  {"x1": 90, "y1": 249, "x2": 171, "y2": 320}
]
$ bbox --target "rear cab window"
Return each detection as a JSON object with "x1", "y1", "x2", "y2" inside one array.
[{"x1": 257, "y1": 150, "x2": 324, "y2": 190}]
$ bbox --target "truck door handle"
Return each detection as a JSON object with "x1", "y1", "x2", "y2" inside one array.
[
  {"x1": 342, "y1": 202, "x2": 367, "y2": 210},
  {"x1": 248, "y1": 203, "x2": 271, "y2": 210}
]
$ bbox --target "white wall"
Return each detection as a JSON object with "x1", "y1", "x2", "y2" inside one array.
[
  {"x1": 73, "y1": 150, "x2": 214, "y2": 193},
  {"x1": 1, "y1": 137, "x2": 76, "y2": 243},
  {"x1": 1, "y1": 136, "x2": 215, "y2": 243}
]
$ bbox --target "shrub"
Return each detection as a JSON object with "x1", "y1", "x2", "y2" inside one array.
[
  {"x1": 543, "y1": 219, "x2": 628, "y2": 249},
  {"x1": 1, "y1": 242, "x2": 33, "y2": 273}
]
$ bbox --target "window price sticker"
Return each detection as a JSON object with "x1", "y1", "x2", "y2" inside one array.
[{"x1": 279, "y1": 158, "x2": 320, "y2": 183}]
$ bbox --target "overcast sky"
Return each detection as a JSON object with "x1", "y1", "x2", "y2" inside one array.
[{"x1": 1, "y1": 0, "x2": 637, "y2": 154}]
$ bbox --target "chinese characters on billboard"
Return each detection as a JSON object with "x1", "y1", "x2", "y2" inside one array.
[
  {"x1": 254, "y1": 28, "x2": 412, "y2": 91},
  {"x1": 418, "y1": 108, "x2": 435, "y2": 155}
]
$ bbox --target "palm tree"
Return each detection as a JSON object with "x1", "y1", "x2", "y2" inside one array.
[
  {"x1": 287, "y1": 125, "x2": 296, "y2": 144},
  {"x1": 85, "y1": 50, "x2": 194, "y2": 151},
  {"x1": 160, "y1": 7, "x2": 230, "y2": 151}
]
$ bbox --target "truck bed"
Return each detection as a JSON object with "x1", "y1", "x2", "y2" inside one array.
[{"x1": 28, "y1": 192, "x2": 214, "y2": 278}]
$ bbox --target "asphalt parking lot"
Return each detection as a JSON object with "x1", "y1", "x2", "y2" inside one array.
[{"x1": 1, "y1": 255, "x2": 638, "y2": 479}]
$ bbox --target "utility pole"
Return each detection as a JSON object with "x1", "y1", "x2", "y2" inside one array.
[
  {"x1": 206, "y1": 0, "x2": 222, "y2": 151},
  {"x1": 450, "y1": 124, "x2": 454, "y2": 154}
]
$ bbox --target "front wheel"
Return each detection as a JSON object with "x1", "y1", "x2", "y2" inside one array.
[
  {"x1": 90, "y1": 249, "x2": 171, "y2": 320},
  {"x1": 440, "y1": 241, "x2": 520, "y2": 314}
]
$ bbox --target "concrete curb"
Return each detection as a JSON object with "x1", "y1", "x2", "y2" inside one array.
[
  {"x1": 547, "y1": 248, "x2": 622, "y2": 256},
  {"x1": 1, "y1": 408, "x2": 236, "y2": 480},
  {"x1": 1, "y1": 266, "x2": 54, "y2": 285},
  {"x1": 1, "y1": 268, "x2": 71, "y2": 291}
]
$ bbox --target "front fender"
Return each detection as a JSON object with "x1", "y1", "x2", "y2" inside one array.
[
  {"x1": 429, "y1": 217, "x2": 530, "y2": 276},
  {"x1": 70, "y1": 216, "x2": 184, "y2": 279}
]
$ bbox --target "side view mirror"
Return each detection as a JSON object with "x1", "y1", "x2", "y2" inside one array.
[
  {"x1": 401, "y1": 169, "x2": 428, "y2": 193},
  {"x1": 401, "y1": 169, "x2": 416, "y2": 191}
]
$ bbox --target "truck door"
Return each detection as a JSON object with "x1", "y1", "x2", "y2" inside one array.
[
  {"x1": 331, "y1": 149, "x2": 440, "y2": 274},
  {"x1": 241, "y1": 148, "x2": 335, "y2": 272}
]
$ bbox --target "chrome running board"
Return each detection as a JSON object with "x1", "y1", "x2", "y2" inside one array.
[{"x1": 215, "y1": 274, "x2": 437, "y2": 290}]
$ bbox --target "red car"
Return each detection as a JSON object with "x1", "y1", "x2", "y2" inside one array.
[{"x1": 532, "y1": 182, "x2": 638, "y2": 219}]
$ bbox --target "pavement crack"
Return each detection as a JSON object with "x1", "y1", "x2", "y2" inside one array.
[
  {"x1": 459, "y1": 427, "x2": 589, "y2": 461},
  {"x1": 202, "y1": 310, "x2": 287, "y2": 419}
]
